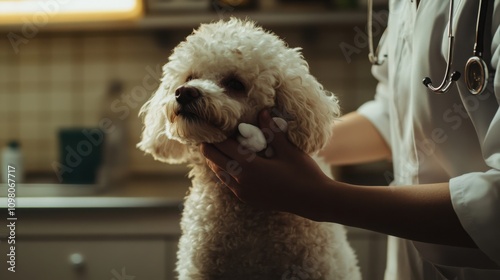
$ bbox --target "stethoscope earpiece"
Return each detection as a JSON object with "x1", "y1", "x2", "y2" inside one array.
[
  {"x1": 422, "y1": 77, "x2": 432, "y2": 87},
  {"x1": 451, "y1": 71, "x2": 461, "y2": 81}
]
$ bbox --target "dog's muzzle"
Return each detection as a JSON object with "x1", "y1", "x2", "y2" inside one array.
[
  {"x1": 175, "y1": 86, "x2": 201, "y2": 106},
  {"x1": 174, "y1": 86, "x2": 204, "y2": 121}
]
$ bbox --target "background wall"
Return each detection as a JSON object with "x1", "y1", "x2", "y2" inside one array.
[{"x1": 0, "y1": 26, "x2": 377, "y2": 175}]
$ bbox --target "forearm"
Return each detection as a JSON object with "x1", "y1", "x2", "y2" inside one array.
[
  {"x1": 296, "y1": 180, "x2": 477, "y2": 248},
  {"x1": 202, "y1": 110, "x2": 475, "y2": 248},
  {"x1": 319, "y1": 112, "x2": 391, "y2": 165}
]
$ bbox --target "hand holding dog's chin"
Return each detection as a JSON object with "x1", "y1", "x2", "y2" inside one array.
[{"x1": 200, "y1": 109, "x2": 334, "y2": 217}]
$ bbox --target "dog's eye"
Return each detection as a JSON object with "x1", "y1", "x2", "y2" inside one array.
[
  {"x1": 186, "y1": 75, "x2": 195, "y2": 82},
  {"x1": 222, "y1": 77, "x2": 245, "y2": 93}
]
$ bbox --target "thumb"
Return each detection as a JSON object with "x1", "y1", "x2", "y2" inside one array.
[{"x1": 257, "y1": 109, "x2": 294, "y2": 154}]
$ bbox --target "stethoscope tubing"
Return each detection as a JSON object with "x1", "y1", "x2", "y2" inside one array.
[
  {"x1": 474, "y1": 0, "x2": 488, "y2": 57},
  {"x1": 422, "y1": 0, "x2": 461, "y2": 94},
  {"x1": 367, "y1": 0, "x2": 490, "y2": 95},
  {"x1": 367, "y1": 0, "x2": 385, "y2": 65}
]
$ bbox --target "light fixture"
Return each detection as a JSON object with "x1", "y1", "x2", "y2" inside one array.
[{"x1": 0, "y1": 0, "x2": 143, "y2": 25}]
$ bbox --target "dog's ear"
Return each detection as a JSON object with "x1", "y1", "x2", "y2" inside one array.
[
  {"x1": 137, "y1": 87, "x2": 189, "y2": 164},
  {"x1": 274, "y1": 49, "x2": 340, "y2": 154}
]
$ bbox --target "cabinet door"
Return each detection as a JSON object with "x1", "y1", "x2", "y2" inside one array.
[
  {"x1": 0, "y1": 239, "x2": 168, "y2": 280},
  {"x1": 347, "y1": 227, "x2": 388, "y2": 280}
]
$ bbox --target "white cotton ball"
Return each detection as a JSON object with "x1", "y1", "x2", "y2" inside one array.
[
  {"x1": 237, "y1": 123, "x2": 267, "y2": 152},
  {"x1": 237, "y1": 118, "x2": 287, "y2": 154}
]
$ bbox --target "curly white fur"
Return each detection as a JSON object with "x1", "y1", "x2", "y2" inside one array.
[{"x1": 138, "y1": 18, "x2": 361, "y2": 280}]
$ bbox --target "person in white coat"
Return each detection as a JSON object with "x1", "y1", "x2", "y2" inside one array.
[{"x1": 200, "y1": 0, "x2": 500, "y2": 279}]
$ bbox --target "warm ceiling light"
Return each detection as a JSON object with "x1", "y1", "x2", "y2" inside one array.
[{"x1": 0, "y1": 0, "x2": 143, "y2": 24}]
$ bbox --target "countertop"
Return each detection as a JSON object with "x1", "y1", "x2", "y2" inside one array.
[{"x1": 0, "y1": 174, "x2": 191, "y2": 209}]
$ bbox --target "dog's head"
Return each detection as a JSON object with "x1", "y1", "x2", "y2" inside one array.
[{"x1": 138, "y1": 18, "x2": 340, "y2": 164}]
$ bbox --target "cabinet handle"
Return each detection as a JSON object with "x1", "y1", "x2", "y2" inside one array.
[{"x1": 69, "y1": 253, "x2": 85, "y2": 270}]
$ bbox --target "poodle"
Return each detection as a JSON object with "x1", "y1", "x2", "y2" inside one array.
[{"x1": 138, "y1": 18, "x2": 361, "y2": 280}]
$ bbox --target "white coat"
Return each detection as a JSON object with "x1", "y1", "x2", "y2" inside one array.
[{"x1": 357, "y1": 0, "x2": 500, "y2": 279}]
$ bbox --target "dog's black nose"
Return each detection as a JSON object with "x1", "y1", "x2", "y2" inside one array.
[{"x1": 175, "y1": 86, "x2": 201, "y2": 105}]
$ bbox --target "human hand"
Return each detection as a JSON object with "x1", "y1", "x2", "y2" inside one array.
[{"x1": 200, "y1": 109, "x2": 333, "y2": 214}]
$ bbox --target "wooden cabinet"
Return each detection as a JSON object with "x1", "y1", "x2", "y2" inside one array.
[
  {"x1": 0, "y1": 195, "x2": 387, "y2": 280},
  {"x1": 7, "y1": 240, "x2": 171, "y2": 280},
  {"x1": 347, "y1": 227, "x2": 388, "y2": 280},
  {"x1": 0, "y1": 206, "x2": 182, "y2": 280}
]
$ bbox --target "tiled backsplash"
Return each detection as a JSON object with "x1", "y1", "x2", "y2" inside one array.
[{"x1": 0, "y1": 26, "x2": 376, "y2": 175}]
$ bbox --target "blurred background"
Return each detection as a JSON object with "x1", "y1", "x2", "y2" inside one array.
[{"x1": 0, "y1": 0, "x2": 391, "y2": 279}]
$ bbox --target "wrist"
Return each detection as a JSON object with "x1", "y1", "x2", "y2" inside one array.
[{"x1": 287, "y1": 177, "x2": 340, "y2": 222}]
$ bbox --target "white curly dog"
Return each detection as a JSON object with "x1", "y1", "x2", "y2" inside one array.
[{"x1": 138, "y1": 18, "x2": 361, "y2": 280}]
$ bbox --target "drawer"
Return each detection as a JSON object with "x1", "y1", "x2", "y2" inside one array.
[{"x1": 0, "y1": 239, "x2": 175, "y2": 280}]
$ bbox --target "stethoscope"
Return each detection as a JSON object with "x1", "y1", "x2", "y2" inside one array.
[{"x1": 368, "y1": 0, "x2": 490, "y2": 95}]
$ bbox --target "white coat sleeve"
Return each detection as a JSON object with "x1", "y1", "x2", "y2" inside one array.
[
  {"x1": 357, "y1": 30, "x2": 392, "y2": 148},
  {"x1": 449, "y1": 2, "x2": 500, "y2": 266}
]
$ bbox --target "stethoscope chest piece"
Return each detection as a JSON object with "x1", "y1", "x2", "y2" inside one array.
[{"x1": 465, "y1": 56, "x2": 488, "y2": 95}]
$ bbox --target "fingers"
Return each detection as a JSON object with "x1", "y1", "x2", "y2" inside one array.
[
  {"x1": 200, "y1": 143, "x2": 246, "y2": 200},
  {"x1": 200, "y1": 142, "x2": 233, "y2": 170},
  {"x1": 200, "y1": 138, "x2": 254, "y2": 170},
  {"x1": 208, "y1": 160, "x2": 239, "y2": 188},
  {"x1": 200, "y1": 142, "x2": 255, "y2": 180},
  {"x1": 201, "y1": 143, "x2": 239, "y2": 183},
  {"x1": 208, "y1": 159, "x2": 246, "y2": 201},
  {"x1": 216, "y1": 136, "x2": 260, "y2": 163}
]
